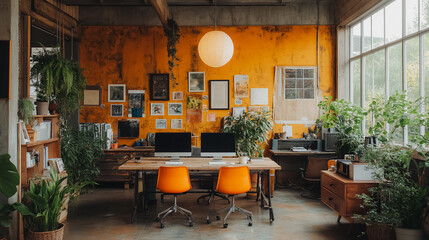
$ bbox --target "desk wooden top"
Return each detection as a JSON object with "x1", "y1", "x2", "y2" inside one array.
[
  {"x1": 104, "y1": 147, "x2": 154, "y2": 152},
  {"x1": 268, "y1": 149, "x2": 336, "y2": 156},
  {"x1": 118, "y1": 157, "x2": 281, "y2": 171}
]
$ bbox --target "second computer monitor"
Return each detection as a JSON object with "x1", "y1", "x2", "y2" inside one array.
[{"x1": 201, "y1": 133, "x2": 236, "y2": 161}]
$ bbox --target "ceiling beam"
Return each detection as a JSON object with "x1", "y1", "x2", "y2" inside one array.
[{"x1": 149, "y1": 0, "x2": 171, "y2": 28}]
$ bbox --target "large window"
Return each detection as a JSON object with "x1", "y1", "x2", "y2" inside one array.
[{"x1": 348, "y1": 0, "x2": 429, "y2": 144}]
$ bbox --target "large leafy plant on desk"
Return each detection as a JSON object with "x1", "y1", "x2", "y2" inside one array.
[
  {"x1": 318, "y1": 96, "x2": 365, "y2": 158},
  {"x1": 223, "y1": 111, "x2": 273, "y2": 157}
]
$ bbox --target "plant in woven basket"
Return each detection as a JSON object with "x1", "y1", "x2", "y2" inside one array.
[{"x1": 23, "y1": 169, "x2": 93, "y2": 234}]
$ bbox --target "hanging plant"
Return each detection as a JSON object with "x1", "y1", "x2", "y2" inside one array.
[{"x1": 164, "y1": 18, "x2": 181, "y2": 87}]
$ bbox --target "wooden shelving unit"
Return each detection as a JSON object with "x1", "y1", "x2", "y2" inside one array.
[{"x1": 20, "y1": 115, "x2": 60, "y2": 187}]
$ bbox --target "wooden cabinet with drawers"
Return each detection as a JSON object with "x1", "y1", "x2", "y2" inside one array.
[{"x1": 321, "y1": 170, "x2": 377, "y2": 222}]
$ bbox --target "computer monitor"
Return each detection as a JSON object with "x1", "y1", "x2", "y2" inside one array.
[
  {"x1": 155, "y1": 132, "x2": 192, "y2": 162},
  {"x1": 201, "y1": 133, "x2": 236, "y2": 162}
]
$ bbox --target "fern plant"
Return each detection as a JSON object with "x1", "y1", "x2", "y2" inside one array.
[
  {"x1": 223, "y1": 111, "x2": 273, "y2": 157},
  {"x1": 18, "y1": 98, "x2": 34, "y2": 125}
]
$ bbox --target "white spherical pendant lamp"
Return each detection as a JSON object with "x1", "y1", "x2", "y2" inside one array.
[{"x1": 198, "y1": 30, "x2": 234, "y2": 68}]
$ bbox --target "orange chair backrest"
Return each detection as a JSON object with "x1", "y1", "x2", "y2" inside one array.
[
  {"x1": 216, "y1": 166, "x2": 251, "y2": 195},
  {"x1": 157, "y1": 166, "x2": 191, "y2": 194}
]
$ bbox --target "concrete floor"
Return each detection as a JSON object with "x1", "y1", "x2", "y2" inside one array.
[{"x1": 64, "y1": 186, "x2": 366, "y2": 240}]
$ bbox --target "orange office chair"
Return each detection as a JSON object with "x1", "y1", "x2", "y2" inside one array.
[
  {"x1": 156, "y1": 166, "x2": 193, "y2": 228},
  {"x1": 207, "y1": 166, "x2": 253, "y2": 228}
]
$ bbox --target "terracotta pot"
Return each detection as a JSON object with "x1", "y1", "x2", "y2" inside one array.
[
  {"x1": 111, "y1": 143, "x2": 118, "y2": 149},
  {"x1": 36, "y1": 102, "x2": 49, "y2": 115},
  {"x1": 395, "y1": 227, "x2": 424, "y2": 240},
  {"x1": 27, "y1": 223, "x2": 65, "y2": 240},
  {"x1": 366, "y1": 223, "x2": 395, "y2": 240},
  {"x1": 49, "y1": 103, "x2": 58, "y2": 114}
]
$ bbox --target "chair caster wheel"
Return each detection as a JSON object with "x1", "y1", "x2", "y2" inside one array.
[
  {"x1": 155, "y1": 217, "x2": 160, "y2": 222},
  {"x1": 160, "y1": 223, "x2": 164, "y2": 228},
  {"x1": 248, "y1": 222, "x2": 252, "y2": 226},
  {"x1": 216, "y1": 216, "x2": 220, "y2": 220},
  {"x1": 223, "y1": 223, "x2": 228, "y2": 228},
  {"x1": 189, "y1": 222, "x2": 193, "y2": 227},
  {"x1": 207, "y1": 219, "x2": 211, "y2": 224}
]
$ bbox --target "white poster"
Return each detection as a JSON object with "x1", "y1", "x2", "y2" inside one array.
[{"x1": 250, "y1": 88, "x2": 268, "y2": 105}]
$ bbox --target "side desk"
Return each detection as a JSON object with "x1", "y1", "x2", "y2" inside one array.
[
  {"x1": 268, "y1": 150, "x2": 336, "y2": 186},
  {"x1": 119, "y1": 157, "x2": 281, "y2": 223},
  {"x1": 321, "y1": 170, "x2": 377, "y2": 222}
]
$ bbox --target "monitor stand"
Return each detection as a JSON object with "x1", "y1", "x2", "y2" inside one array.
[
  {"x1": 209, "y1": 156, "x2": 226, "y2": 165},
  {"x1": 165, "y1": 156, "x2": 183, "y2": 165}
]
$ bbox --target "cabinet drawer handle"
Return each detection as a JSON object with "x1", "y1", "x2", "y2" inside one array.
[{"x1": 329, "y1": 183, "x2": 334, "y2": 187}]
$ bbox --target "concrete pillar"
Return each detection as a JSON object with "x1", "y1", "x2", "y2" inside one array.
[{"x1": 0, "y1": 0, "x2": 20, "y2": 239}]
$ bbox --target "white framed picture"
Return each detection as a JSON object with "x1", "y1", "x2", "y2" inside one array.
[
  {"x1": 108, "y1": 84, "x2": 126, "y2": 102},
  {"x1": 171, "y1": 119, "x2": 183, "y2": 129},
  {"x1": 156, "y1": 119, "x2": 167, "y2": 129},
  {"x1": 55, "y1": 158, "x2": 65, "y2": 173},
  {"x1": 250, "y1": 88, "x2": 269, "y2": 105},
  {"x1": 111, "y1": 104, "x2": 124, "y2": 117},
  {"x1": 233, "y1": 107, "x2": 246, "y2": 117},
  {"x1": 188, "y1": 72, "x2": 205, "y2": 92},
  {"x1": 261, "y1": 106, "x2": 270, "y2": 112},
  {"x1": 168, "y1": 103, "x2": 183, "y2": 115},
  {"x1": 150, "y1": 103, "x2": 164, "y2": 115},
  {"x1": 172, "y1": 91, "x2": 183, "y2": 100}
]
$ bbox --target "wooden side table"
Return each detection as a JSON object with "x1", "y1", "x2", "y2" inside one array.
[{"x1": 321, "y1": 170, "x2": 377, "y2": 222}]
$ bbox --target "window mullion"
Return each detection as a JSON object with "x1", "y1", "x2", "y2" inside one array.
[{"x1": 419, "y1": 33, "x2": 425, "y2": 135}]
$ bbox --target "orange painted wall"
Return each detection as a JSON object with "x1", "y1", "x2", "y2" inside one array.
[{"x1": 79, "y1": 25, "x2": 336, "y2": 146}]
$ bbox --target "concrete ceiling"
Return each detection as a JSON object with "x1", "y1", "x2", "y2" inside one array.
[{"x1": 64, "y1": 0, "x2": 327, "y2": 6}]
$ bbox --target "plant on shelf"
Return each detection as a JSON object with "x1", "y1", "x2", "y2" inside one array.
[
  {"x1": 318, "y1": 96, "x2": 365, "y2": 158},
  {"x1": 18, "y1": 98, "x2": 34, "y2": 126},
  {"x1": 0, "y1": 154, "x2": 31, "y2": 239},
  {"x1": 59, "y1": 127, "x2": 106, "y2": 186},
  {"x1": 223, "y1": 111, "x2": 273, "y2": 158},
  {"x1": 23, "y1": 169, "x2": 93, "y2": 240},
  {"x1": 164, "y1": 18, "x2": 181, "y2": 87},
  {"x1": 31, "y1": 47, "x2": 86, "y2": 126}
]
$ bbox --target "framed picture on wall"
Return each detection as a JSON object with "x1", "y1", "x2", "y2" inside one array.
[
  {"x1": 150, "y1": 103, "x2": 164, "y2": 115},
  {"x1": 188, "y1": 72, "x2": 205, "y2": 92},
  {"x1": 172, "y1": 91, "x2": 183, "y2": 100},
  {"x1": 150, "y1": 74, "x2": 169, "y2": 101},
  {"x1": 155, "y1": 119, "x2": 167, "y2": 129},
  {"x1": 111, "y1": 104, "x2": 124, "y2": 117},
  {"x1": 84, "y1": 85, "x2": 102, "y2": 106},
  {"x1": 168, "y1": 103, "x2": 183, "y2": 115},
  {"x1": 108, "y1": 84, "x2": 126, "y2": 102},
  {"x1": 234, "y1": 75, "x2": 249, "y2": 98},
  {"x1": 171, "y1": 119, "x2": 183, "y2": 129},
  {"x1": 209, "y1": 80, "x2": 229, "y2": 110}
]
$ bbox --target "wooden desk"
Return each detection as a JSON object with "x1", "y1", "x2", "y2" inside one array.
[
  {"x1": 321, "y1": 170, "x2": 377, "y2": 222},
  {"x1": 119, "y1": 157, "x2": 281, "y2": 223},
  {"x1": 268, "y1": 150, "x2": 336, "y2": 186}
]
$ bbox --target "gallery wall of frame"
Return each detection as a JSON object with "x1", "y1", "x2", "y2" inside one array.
[{"x1": 78, "y1": 25, "x2": 337, "y2": 146}]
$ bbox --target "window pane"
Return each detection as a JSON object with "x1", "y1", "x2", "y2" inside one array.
[
  {"x1": 374, "y1": 50, "x2": 386, "y2": 98},
  {"x1": 406, "y1": 0, "x2": 419, "y2": 35},
  {"x1": 351, "y1": 60, "x2": 361, "y2": 106},
  {"x1": 363, "y1": 17, "x2": 372, "y2": 52},
  {"x1": 364, "y1": 54, "x2": 374, "y2": 107},
  {"x1": 391, "y1": 126, "x2": 404, "y2": 145},
  {"x1": 385, "y1": 0, "x2": 402, "y2": 42},
  {"x1": 406, "y1": 37, "x2": 420, "y2": 101},
  {"x1": 425, "y1": 34, "x2": 429, "y2": 114},
  {"x1": 351, "y1": 24, "x2": 361, "y2": 57},
  {"x1": 388, "y1": 43, "x2": 403, "y2": 95},
  {"x1": 422, "y1": 0, "x2": 429, "y2": 30},
  {"x1": 372, "y1": 9, "x2": 385, "y2": 48}
]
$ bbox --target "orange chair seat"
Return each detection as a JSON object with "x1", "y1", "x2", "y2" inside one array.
[
  {"x1": 216, "y1": 166, "x2": 251, "y2": 195},
  {"x1": 157, "y1": 166, "x2": 191, "y2": 194}
]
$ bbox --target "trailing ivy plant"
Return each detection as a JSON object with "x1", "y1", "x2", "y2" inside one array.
[
  {"x1": 164, "y1": 18, "x2": 181, "y2": 87},
  {"x1": 223, "y1": 111, "x2": 273, "y2": 157},
  {"x1": 318, "y1": 96, "x2": 366, "y2": 158},
  {"x1": 60, "y1": 127, "x2": 106, "y2": 186}
]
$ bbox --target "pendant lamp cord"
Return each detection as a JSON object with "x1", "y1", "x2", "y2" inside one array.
[{"x1": 214, "y1": 0, "x2": 217, "y2": 30}]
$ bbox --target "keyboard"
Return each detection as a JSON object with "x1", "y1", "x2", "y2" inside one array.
[
  {"x1": 165, "y1": 161, "x2": 183, "y2": 165},
  {"x1": 208, "y1": 161, "x2": 227, "y2": 165},
  {"x1": 291, "y1": 147, "x2": 308, "y2": 152}
]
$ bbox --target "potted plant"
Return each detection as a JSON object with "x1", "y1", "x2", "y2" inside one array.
[
  {"x1": 23, "y1": 168, "x2": 91, "y2": 240},
  {"x1": 0, "y1": 154, "x2": 31, "y2": 240},
  {"x1": 18, "y1": 98, "x2": 34, "y2": 126},
  {"x1": 31, "y1": 47, "x2": 86, "y2": 124},
  {"x1": 318, "y1": 96, "x2": 365, "y2": 158},
  {"x1": 223, "y1": 111, "x2": 273, "y2": 159},
  {"x1": 164, "y1": 18, "x2": 181, "y2": 87}
]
